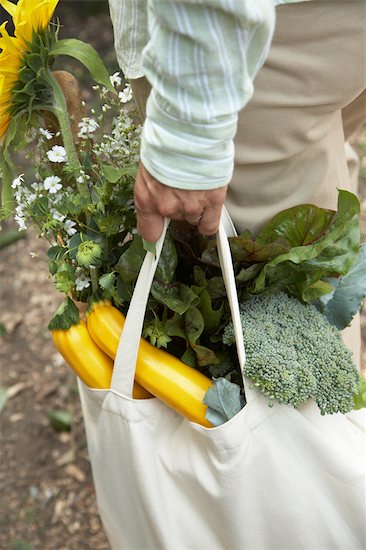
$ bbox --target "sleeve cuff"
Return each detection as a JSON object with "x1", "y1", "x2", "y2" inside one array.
[{"x1": 140, "y1": 90, "x2": 238, "y2": 190}]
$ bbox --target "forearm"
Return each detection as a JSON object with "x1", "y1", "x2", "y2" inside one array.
[{"x1": 141, "y1": 0, "x2": 276, "y2": 189}]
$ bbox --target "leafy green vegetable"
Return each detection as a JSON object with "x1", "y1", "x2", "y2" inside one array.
[
  {"x1": 204, "y1": 378, "x2": 245, "y2": 426},
  {"x1": 319, "y1": 243, "x2": 366, "y2": 329},
  {"x1": 252, "y1": 190, "x2": 360, "y2": 300},
  {"x1": 116, "y1": 235, "x2": 146, "y2": 283}
]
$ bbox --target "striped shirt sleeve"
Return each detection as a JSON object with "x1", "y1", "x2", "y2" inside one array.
[
  {"x1": 108, "y1": 0, "x2": 148, "y2": 79},
  {"x1": 140, "y1": 0, "x2": 276, "y2": 190}
]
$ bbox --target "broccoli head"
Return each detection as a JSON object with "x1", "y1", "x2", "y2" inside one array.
[{"x1": 222, "y1": 292, "x2": 360, "y2": 414}]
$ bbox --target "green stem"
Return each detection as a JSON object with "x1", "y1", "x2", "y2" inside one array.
[
  {"x1": 44, "y1": 70, "x2": 81, "y2": 172},
  {"x1": 90, "y1": 265, "x2": 99, "y2": 294}
]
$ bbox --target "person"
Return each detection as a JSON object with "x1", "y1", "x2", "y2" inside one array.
[{"x1": 108, "y1": 0, "x2": 366, "y2": 369}]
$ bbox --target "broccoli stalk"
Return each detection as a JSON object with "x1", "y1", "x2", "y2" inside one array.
[{"x1": 223, "y1": 292, "x2": 360, "y2": 414}]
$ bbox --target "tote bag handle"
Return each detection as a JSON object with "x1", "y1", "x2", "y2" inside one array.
[{"x1": 111, "y1": 208, "x2": 254, "y2": 402}]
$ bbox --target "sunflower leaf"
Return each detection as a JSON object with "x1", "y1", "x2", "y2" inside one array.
[{"x1": 49, "y1": 39, "x2": 115, "y2": 93}]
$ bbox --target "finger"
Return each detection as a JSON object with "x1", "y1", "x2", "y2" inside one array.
[
  {"x1": 136, "y1": 210, "x2": 166, "y2": 243},
  {"x1": 198, "y1": 204, "x2": 223, "y2": 236},
  {"x1": 185, "y1": 212, "x2": 203, "y2": 226}
]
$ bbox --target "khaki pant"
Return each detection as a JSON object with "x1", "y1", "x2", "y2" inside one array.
[{"x1": 130, "y1": 0, "x2": 366, "y2": 368}]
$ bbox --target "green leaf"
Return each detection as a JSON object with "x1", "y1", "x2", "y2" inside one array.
[
  {"x1": 193, "y1": 265, "x2": 207, "y2": 288},
  {"x1": 95, "y1": 212, "x2": 121, "y2": 236},
  {"x1": 0, "y1": 323, "x2": 6, "y2": 337},
  {"x1": 208, "y1": 352, "x2": 235, "y2": 378},
  {"x1": 48, "y1": 410, "x2": 72, "y2": 432},
  {"x1": 236, "y1": 264, "x2": 262, "y2": 284},
  {"x1": 353, "y1": 376, "x2": 366, "y2": 410},
  {"x1": 30, "y1": 195, "x2": 49, "y2": 217},
  {"x1": 165, "y1": 313, "x2": 188, "y2": 341},
  {"x1": 256, "y1": 203, "x2": 334, "y2": 246},
  {"x1": 184, "y1": 306, "x2": 204, "y2": 347},
  {"x1": 102, "y1": 164, "x2": 138, "y2": 183},
  {"x1": 99, "y1": 272, "x2": 116, "y2": 290},
  {"x1": 25, "y1": 53, "x2": 43, "y2": 74},
  {"x1": 181, "y1": 347, "x2": 196, "y2": 368},
  {"x1": 155, "y1": 232, "x2": 178, "y2": 284},
  {"x1": 199, "y1": 288, "x2": 223, "y2": 333},
  {"x1": 142, "y1": 239, "x2": 156, "y2": 256},
  {"x1": 192, "y1": 343, "x2": 219, "y2": 367},
  {"x1": 54, "y1": 271, "x2": 76, "y2": 293},
  {"x1": 320, "y1": 242, "x2": 366, "y2": 329},
  {"x1": 300, "y1": 280, "x2": 334, "y2": 303},
  {"x1": 48, "y1": 297, "x2": 80, "y2": 330},
  {"x1": 203, "y1": 378, "x2": 244, "y2": 427},
  {"x1": 47, "y1": 245, "x2": 68, "y2": 261},
  {"x1": 49, "y1": 39, "x2": 115, "y2": 93},
  {"x1": 143, "y1": 318, "x2": 172, "y2": 348},
  {"x1": 254, "y1": 190, "x2": 360, "y2": 296},
  {"x1": 206, "y1": 276, "x2": 226, "y2": 300},
  {"x1": 229, "y1": 234, "x2": 290, "y2": 262},
  {"x1": 48, "y1": 260, "x2": 58, "y2": 275},
  {"x1": 67, "y1": 232, "x2": 82, "y2": 259},
  {"x1": 151, "y1": 281, "x2": 200, "y2": 315},
  {"x1": 116, "y1": 277, "x2": 133, "y2": 303},
  {"x1": 57, "y1": 194, "x2": 90, "y2": 216},
  {"x1": 116, "y1": 236, "x2": 146, "y2": 283}
]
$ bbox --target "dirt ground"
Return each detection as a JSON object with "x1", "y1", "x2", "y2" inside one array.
[
  {"x1": 0, "y1": 6, "x2": 114, "y2": 550},
  {"x1": 0, "y1": 5, "x2": 365, "y2": 550}
]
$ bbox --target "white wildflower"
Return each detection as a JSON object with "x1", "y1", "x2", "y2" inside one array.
[
  {"x1": 75, "y1": 273, "x2": 91, "y2": 291},
  {"x1": 31, "y1": 182, "x2": 42, "y2": 191},
  {"x1": 25, "y1": 192, "x2": 37, "y2": 204},
  {"x1": 14, "y1": 215, "x2": 27, "y2": 231},
  {"x1": 52, "y1": 193, "x2": 63, "y2": 204},
  {"x1": 118, "y1": 85, "x2": 132, "y2": 103},
  {"x1": 50, "y1": 209, "x2": 66, "y2": 222},
  {"x1": 76, "y1": 170, "x2": 90, "y2": 184},
  {"x1": 39, "y1": 128, "x2": 53, "y2": 140},
  {"x1": 44, "y1": 175, "x2": 62, "y2": 194},
  {"x1": 64, "y1": 219, "x2": 77, "y2": 236},
  {"x1": 46, "y1": 145, "x2": 67, "y2": 163},
  {"x1": 14, "y1": 190, "x2": 23, "y2": 203},
  {"x1": 11, "y1": 174, "x2": 24, "y2": 189},
  {"x1": 110, "y1": 72, "x2": 122, "y2": 87},
  {"x1": 15, "y1": 204, "x2": 25, "y2": 217},
  {"x1": 78, "y1": 117, "x2": 99, "y2": 138}
]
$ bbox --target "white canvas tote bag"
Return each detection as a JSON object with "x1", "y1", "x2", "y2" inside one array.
[{"x1": 78, "y1": 210, "x2": 366, "y2": 550}]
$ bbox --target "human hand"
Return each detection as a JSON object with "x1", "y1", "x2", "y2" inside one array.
[{"x1": 134, "y1": 162, "x2": 228, "y2": 242}]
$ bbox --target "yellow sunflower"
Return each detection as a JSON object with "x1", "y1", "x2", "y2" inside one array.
[
  {"x1": 1, "y1": 0, "x2": 59, "y2": 44},
  {"x1": 0, "y1": 0, "x2": 59, "y2": 139}
]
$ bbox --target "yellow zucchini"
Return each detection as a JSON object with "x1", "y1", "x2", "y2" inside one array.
[{"x1": 86, "y1": 301, "x2": 213, "y2": 427}]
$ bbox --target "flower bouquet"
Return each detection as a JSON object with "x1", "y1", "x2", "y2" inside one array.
[{"x1": 1, "y1": 0, "x2": 365, "y2": 427}]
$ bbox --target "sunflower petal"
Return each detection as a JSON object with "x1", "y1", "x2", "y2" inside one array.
[{"x1": 0, "y1": 0, "x2": 16, "y2": 18}]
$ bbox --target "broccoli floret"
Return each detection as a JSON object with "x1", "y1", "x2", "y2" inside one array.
[{"x1": 223, "y1": 292, "x2": 360, "y2": 414}]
